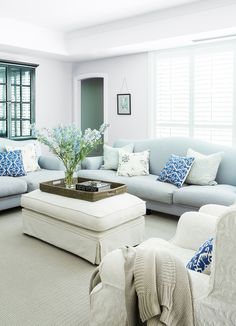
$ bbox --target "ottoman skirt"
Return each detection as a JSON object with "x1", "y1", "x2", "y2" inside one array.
[{"x1": 22, "y1": 209, "x2": 144, "y2": 264}]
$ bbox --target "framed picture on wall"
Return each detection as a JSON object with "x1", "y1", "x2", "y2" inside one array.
[{"x1": 117, "y1": 93, "x2": 131, "y2": 115}]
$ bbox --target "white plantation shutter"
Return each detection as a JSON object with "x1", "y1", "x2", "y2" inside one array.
[
  {"x1": 155, "y1": 55, "x2": 190, "y2": 138},
  {"x1": 152, "y1": 45, "x2": 235, "y2": 146},
  {"x1": 193, "y1": 51, "x2": 234, "y2": 145}
]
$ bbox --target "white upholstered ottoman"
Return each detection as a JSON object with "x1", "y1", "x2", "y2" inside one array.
[{"x1": 21, "y1": 189, "x2": 146, "y2": 264}]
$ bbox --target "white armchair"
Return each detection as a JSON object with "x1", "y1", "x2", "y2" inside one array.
[
  {"x1": 90, "y1": 204, "x2": 236, "y2": 326},
  {"x1": 194, "y1": 205, "x2": 236, "y2": 325}
]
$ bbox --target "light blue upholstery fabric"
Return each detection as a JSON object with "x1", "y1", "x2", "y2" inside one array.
[
  {"x1": 38, "y1": 155, "x2": 64, "y2": 171},
  {"x1": 0, "y1": 177, "x2": 27, "y2": 197},
  {"x1": 0, "y1": 195, "x2": 22, "y2": 210},
  {"x1": 21, "y1": 169, "x2": 65, "y2": 192},
  {"x1": 77, "y1": 137, "x2": 236, "y2": 215},
  {"x1": 78, "y1": 169, "x2": 176, "y2": 204},
  {"x1": 114, "y1": 137, "x2": 236, "y2": 186},
  {"x1": 0, "y1": 139, "x2": 66, "y2": 211},
  {"x1": 78, "y1": 169, "x2": 123, "y2": 184},
  {"x1": 81, "y1": 156, "x2": 103, "y2": 170},
  {"x1": 173, "y1": 184, "x2": 236, "y2": 207}
]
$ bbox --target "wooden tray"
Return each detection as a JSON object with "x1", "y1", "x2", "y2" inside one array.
[{"x1": 39, "y1": 177, "x2": 127, "y2": 202}]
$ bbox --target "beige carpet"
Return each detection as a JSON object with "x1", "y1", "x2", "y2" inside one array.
[{"x1": 0, "y1": 208, "x2": 178, "y2": 326}]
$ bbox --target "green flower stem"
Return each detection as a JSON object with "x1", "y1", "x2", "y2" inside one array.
[
  {"x1": 34, "y1": 123, "x2": 109, "y2": 187},
  {"x1": 64, "y1": 169, "x2": 75, "y2": 189}
]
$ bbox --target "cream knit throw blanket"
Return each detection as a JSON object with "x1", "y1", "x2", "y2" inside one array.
[{"x1": 122, "y1": 246, "x2": 194, "y2": 326}]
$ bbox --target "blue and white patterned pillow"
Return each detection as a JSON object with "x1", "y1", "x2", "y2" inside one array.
[
  {"x1": 0, "y1": 150, "x2": 26, "y2": 177},
  {"x1": 158, "y1": 154, "x2": 194, "y2": 188},
  {"x1": 186, "y1": 238, "x2": 213, "y2": 273}
]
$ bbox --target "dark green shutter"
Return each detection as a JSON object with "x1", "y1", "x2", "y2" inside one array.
[
  {"x1": 0, "y1": 62, "x2": 36, "y2": 139},
  {"x1": 0, "y1": 66, "x2": 7, "y2": 137}
]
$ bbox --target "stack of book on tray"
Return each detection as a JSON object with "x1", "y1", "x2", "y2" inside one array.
[{"x1": 76, "y1": 180, "x2": 111, "y2": 192}]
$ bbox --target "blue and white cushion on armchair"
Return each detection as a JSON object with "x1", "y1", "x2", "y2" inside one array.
[{"x1": 186, "y1": 237, "x2": 213, "y2": 273}]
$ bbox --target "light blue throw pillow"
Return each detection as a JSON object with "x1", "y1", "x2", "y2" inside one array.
[
  {"x1": 158, "y1": 154, "x2": 194, "y2": 188},
  {"x1": 0, "y1": 150, "x2": 26, "y2": 177},
  {"x1": 186, "y1": 238, "x2": 213, "y2": 273}
]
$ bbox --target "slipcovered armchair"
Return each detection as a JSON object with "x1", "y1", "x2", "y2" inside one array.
[{"x1": 90, "y1": 204, "x2": 236, "y2": 326}]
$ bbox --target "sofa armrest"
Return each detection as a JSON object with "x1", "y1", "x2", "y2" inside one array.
[
  {"x1": 171, "y1": 211, "x2": 217, "y2": 251},
  {"x1": 38, "y1": 155, "x2": 64, "y2": 171},
  {"x1": 81, "y1": 156, "x2": 103, "y2": 170}
]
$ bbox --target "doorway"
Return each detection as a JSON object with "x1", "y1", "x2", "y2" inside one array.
[
  {"x1": 73, "y1": 74, "x2": 108, "y2": 157},
  {"x1": 81, "y1": 78, "x2": 103, "y2": 156}
]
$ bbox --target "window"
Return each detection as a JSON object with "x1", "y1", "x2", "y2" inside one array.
[
  {"x1": 150, "y1": 43, "x2": 236, "y2": 146},
  {"x1": 0, "y1": 61, "x2": 37, "y2": 139}
]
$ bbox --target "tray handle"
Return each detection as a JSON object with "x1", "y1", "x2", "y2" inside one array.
[{"x1": 106, "y1": 189, "x2": 119, "y2": 196}]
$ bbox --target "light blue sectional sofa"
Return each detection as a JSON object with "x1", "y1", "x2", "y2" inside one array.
[
  {"x1": 0, "y1": 138, "x2": 64, "y2": 211},
  {"x1": 78, "y1": 137, "x2": 236, "y2": 216}
]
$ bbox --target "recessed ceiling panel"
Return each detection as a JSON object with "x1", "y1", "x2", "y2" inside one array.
[{"x1": 0, "y1": 0, "x2": 200, "y2": 32}]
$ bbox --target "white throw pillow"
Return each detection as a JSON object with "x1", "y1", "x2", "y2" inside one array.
[
  {"x1": 186, "y1": 148, "x2": 223, "y2": 186},
  {"x1": 5, "y1": 143, "x2": 40, "y2": 173},
  {"x1": 102, "y1": 144, "x2": 134, "y2": 170},
  {"x1": 117, "y1": 150, "x2": 150, "y2": 177}
]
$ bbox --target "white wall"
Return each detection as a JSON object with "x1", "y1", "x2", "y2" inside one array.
[
  {"x1": 73, "y1": 53, "x2": 148, "y2": 145},
  {"x1": 35, "y1": 58, "x2": 72, "y2": 129}
]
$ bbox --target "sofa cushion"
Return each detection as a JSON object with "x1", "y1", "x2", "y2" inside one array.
[
  {"x1": 103, "y1": 144, "x2": 134, "y2": 170},
  {"x1": 0, "y1": 176, "x2": 27, "y2": 197},
  {"x1": 117, "y1": 150, "x2": 150, "y2": 177},
  {"x1": 158, "y1": 154, "x2": 194, "y2": 188},
  {"x1": 6, "y1": 143, "x2": 40, "y2": 173},
  {"x1": 186, "y1": 149, "x2": 223, "y2": 186},
  {"x1": 0, "y1": 137, "x2": 41, "y2": 157},
  {"x1": 186, "y1": 237, "x2": 213, "y2": 273},
  {"x1": 173, "y1": 184, "x2": 236, "y2": 207},
  {"x1": 78, "y1": 169, "x2": 128, "y2": 184},
  {"x1": 0, "y1": 150, "x2": 26, "y2": 177},
  {"x1": 78, "y1": 169, "x2": 176, "y2": 204},
  {"x1": 21, "y1": 169, "x2": 65, "y2": 192}
]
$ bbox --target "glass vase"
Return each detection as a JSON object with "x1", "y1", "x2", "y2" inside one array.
[{"x1": 64, "y1": 169, "x2": 75, "y2": 189}]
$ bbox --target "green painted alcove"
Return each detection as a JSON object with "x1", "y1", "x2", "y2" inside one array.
[{"x1": 81, "y1": 77, "x2": 104, "y2": 156}]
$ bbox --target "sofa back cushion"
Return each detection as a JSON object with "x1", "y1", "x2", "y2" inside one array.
[
  {"x1": 5, "y1": 143, "x2": 40, "y2": 172},
  {"x1": 113, "y1": 137, "x2": 236, "y2": 186},
  {"x1": 0, "y1": 150, "x2": 26, "y2": 177},
  {"x1": 0, "y1": 138, "x2": 41, "y2": 158},
  {"x1": 103, "y1": 143, "x2": 134, "y2": 170},
  {"x1": 117, "y1": 150, "x2": 150, "y2": 177}
]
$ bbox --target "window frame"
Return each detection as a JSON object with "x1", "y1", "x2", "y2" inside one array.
[
  {"x1": 148, "y1": 41, "x2": 236, "y2": 146},
  {"x1": 0, "y1": 60, "x2": 38, "y2": 140}
]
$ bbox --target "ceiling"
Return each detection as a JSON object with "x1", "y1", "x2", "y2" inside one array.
[
  {"x1": 0, "y1": 0, "x2": 234, "y2": 61},
  {"x1": 0, "y1": 0, "x2": 199, "y2": 32}
]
